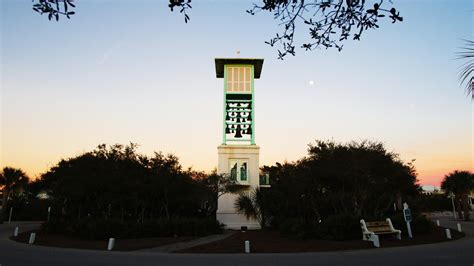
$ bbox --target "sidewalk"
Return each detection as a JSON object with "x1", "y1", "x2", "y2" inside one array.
[
  {"x1": 140, "y1": 230, "x2": 236, "y2": 253},
  {"x1": 428, "y1": 214, "x2": 474, "y2": 237}
]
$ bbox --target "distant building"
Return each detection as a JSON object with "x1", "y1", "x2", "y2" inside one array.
[{"x1": 421, "y1": 185, "x2": 442, "y2": 195}]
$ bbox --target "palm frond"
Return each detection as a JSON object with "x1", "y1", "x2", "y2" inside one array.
[
  {"x1": 234, "y1": 193, "x2": 257, "y2": 220},
  {"x1": 1, "y1": 167, "x2": 29, "y2": 188},
  {"x1": 456, "y1": 39, "x2": 474, "y2": 97}
]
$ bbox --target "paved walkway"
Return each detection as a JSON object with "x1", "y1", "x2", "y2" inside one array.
[
  {"x1": 0, "y1": 219, "x2": 473, "y2": 265},
  {"x1": 427, "y1": 212, "x2": 474, "y2": 237},
  {"x1": 141, "y1": 230, "x2": 235, "y2": 253}
]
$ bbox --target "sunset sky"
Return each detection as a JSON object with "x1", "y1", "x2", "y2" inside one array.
[{"x1": 1, "y1": 0, "x2": 472, "y2": 186}]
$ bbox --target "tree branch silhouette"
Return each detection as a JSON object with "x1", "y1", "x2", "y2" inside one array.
[{"x1": 31, "y1": 0, "x2": 403, "y2": 59}]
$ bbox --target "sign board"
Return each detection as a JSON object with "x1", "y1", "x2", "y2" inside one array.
[{"x1": 403, "y1": 208, "x2": 412, "y2": 222}]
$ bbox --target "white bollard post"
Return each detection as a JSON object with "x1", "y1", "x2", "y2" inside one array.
[
  {"x1": 436, "y1": 220, "x2": 440, "y2": 226},
  {"x1": 107, "y1": 238, "x2": 115, "y2": 251},
  {"x1": 445, "y1": 229, "x2": 452, "y2": 239},
  {"x1": 457, "y1": 223, "x2": 462, "y2": 232},
  {"x1": 8, "y1": 207, "x2": 13, "y2": 224},
  {"x1": 13, "y1": 227, "x2": 19, "y2": 237},
  {"x1": 244, "y1": 240, "x2": 250, "y2": 253},
  {"x1": 28, "y1": 232, "x2": 36, "y2": 244}
]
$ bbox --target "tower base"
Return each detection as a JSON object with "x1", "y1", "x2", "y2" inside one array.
[
  {"x1": 216, "y1": 145, "x2": 261, "y2": 230},
  {"x1": 216, "y1": 193, "x2": 261, "y2": 230}
]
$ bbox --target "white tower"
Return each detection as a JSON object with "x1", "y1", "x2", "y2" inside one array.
[{"x1": 214, "y1": 58, "x2": 265, "y2": 230}]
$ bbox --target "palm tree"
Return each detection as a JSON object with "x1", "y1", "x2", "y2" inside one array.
[
  {"x1": 441, "y1": 170, "x2": 473, "y2": 221},
  {"x1": 0, "y1": 167, "x2": 29, "y2": 223},
  {"x1": 234, "y1": 188, "x2": 268, "y2": 227},
  {"x1": 457, "y1": 39, "x2": 473, "y2": 98}
]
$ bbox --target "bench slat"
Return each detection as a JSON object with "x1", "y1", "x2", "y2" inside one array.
[
  {"x1": 374, "y1": 231, "x2": 397, "y2": 235},
  {"x1": 366, "y1": 222, "x2": 389, "y2": 227},
  {"x1": 363, "y1": 220, "x2": 399, "y2": 235},
  {"x1": 367, "y1": 226, "x2": 392, "y2": 232}
]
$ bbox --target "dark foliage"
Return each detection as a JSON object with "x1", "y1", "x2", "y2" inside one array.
[
  {"x1": 317, "y1": 214, "x2": 361, "y2": 240},
  {"x1": 389, "y1": 213, "x2": 434, "y2": 235},
  {"x1": 31, "y1": 0, "x2": 402, "y2": 59},
  {"x1": 33, "y1": 143, "x2": 221, "y2": 236},
  {"x1": 234, "y1": 187, "x2": 272, "y2": 227},
  {"x1": 3, "y1": 193, "x2": 50, "y2": 221},
  {"x1": 259, "y1": 140, "x2": 419, "y2": 239},
  {"x1": 278, "y1": 214, "x2": 361, "y2": 240},
  {"x1": 279, "y1": 217, "x2": 318, "y2": 239},
  {"x1": 32, "y1": 0, "x2": 75, "y2": 21},
  {"x1": 411, "y1": 194, "x2": 452, "y2": 212},
  {"x1": 441, "y1": 170, "x2": 474, "y2": 221},
  {"x1": 456, "y1": 39, "x2": 474, "y2": 97},
  {"x1": 0, "y1": 167, "x2": 30, "y2": 223},
  {"x1": 248, "y1": 0, "x2": 402, "y2": 59},
  {"x1": 194, "y1": 171, "x2": 237, "y2": 218}
]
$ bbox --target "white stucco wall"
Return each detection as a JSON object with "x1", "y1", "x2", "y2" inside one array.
[{"x1": 216, "y1": 145, "x2": 261, "y2": 229}]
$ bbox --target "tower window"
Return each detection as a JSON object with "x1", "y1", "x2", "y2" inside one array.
[
  {"x1": 229, "y1": 159, "x2": 249, "y2": 183},
  {"x1": 226, "y1": 66, "x2": 251, "y2": 93},
  {"x1": 240, "y1": 162, "x2": 247, "y2": 181}
]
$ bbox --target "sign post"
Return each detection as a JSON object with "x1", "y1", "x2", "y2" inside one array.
[
  {"x1": 8, "y1": 207, "x2": 13, "y2": 224},
  {"x1": 403, "y1": 202, "x2": 413, "y2": 239},
  {"x1": 448, "y1": 192, "x2": 457, "y2": 220}
]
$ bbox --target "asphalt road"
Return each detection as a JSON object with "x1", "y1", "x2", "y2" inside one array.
[{"x1": 0, "y1": 219, "x2": 472, "y2": 266}]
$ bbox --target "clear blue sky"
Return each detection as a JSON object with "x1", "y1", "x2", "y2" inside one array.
[{"x1": 1, "y1": 0, "x2": 472, "y2": 185}]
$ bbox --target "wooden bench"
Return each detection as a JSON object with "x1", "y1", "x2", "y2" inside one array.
[{"x1": 360, "y1": 218, "x2": 401, "y2": 247}]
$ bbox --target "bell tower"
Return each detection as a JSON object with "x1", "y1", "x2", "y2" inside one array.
[{"x1": 214, "y1": 58, "x2": 264, "y2": 230}]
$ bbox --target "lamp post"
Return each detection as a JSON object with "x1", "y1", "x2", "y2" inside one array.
[{"x1": 448, "y1": 192, "x2": 457, "y2": 220}]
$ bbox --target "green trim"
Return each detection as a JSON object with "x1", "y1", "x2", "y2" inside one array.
[
  {"x1": 223, "y1": 64, "x2": 227, "y2": 145},
  {"x1": 225, "y1": 100, "x2": 251, "y2": 102},
  {"x1": 226, "y1": 122, "x2": 252, "y2": 125},
  {"x1": 251, "y1": 65, "x2": 255, "y2": 145},
  {"x1": 222, "y1": 64, "x2": 256, "y2": 145}
]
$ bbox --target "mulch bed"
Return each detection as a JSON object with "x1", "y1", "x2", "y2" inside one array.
[
  {"x1": 11, "y1": 230, "x2": 195, "y2": 251},
  {"x1": 176, "y1": 227, "x2": 465, "y2": 253},
  {"x1": 10, "y1": 227, "x2": 465, "y2": 253}
]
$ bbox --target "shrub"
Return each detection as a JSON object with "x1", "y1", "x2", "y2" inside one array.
[
  {"x1": 316, "y1": 214, "x2": 361, "y2": 240},
  {"x1": 278, "y1": 214, "x2": 361, "y2": 240},
  {"x1": 6, "y1": 196, "x2": 51, "y2": 221},
  {"x1": 41, "y1": 218, "x2": 67, "y2": 234},
  {"x1": 279, "y1": 218, "x2": 317, "y2": 239},
  {"x1": 412, "y1": 194, "x2": 452, "y2": 212},
  {"x1": 412, "y1": 215, "x2": 434, "y2": 234},
  {"x1": 389, "y1": 212, "x2": 434, "y2": 236}
]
